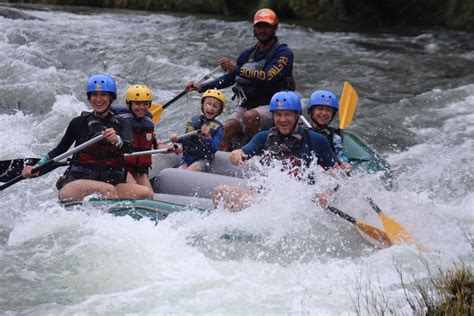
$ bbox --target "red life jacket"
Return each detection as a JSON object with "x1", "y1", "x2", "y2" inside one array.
[
  {"x1": 120, "y1": 113, "x2": 156, "y2": 172},
  {"x1": 76, "y1": 112, "x2": 124, "y2": 169}
]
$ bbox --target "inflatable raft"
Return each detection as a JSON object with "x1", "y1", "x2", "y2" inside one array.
[{"x1": 63, "y1": 131, "x2": 391, "y2": 219}]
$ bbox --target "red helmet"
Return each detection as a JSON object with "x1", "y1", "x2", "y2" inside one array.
[{"x1": 253, "y1": 8, "x2": 278, "y2": 26}]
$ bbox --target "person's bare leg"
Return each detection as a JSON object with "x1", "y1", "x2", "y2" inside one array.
[
  {"x1": 186, "y1": 162, "x2": 205, "y2": 172},
  {"x1": 126, "y1": 172, "x2": 137, "y2": 184},
  {"x1": 115, "y1": 183, "x2": 154, "y2": 199},
  {"x1": 241, "y1": 109, "x2": 261, "y2": 145},
  {"x1": 212, "y1": 184, "x2": 256, "y2": 212},
  {"x1": 59, "y1": 179, "x2": 119, "y2": 202},
  {"x1": 219, "y1": 119, "x2": 242, "y2": 152},
  {"x1": 134, "y1": 173, "x2": 153, "y2": 192}
]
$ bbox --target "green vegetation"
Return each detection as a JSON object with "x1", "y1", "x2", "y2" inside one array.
[
  {"x1": 351, "y1": 261, "x2": 473, "y2": 315},
  {"x1": 4, "y1": 0, "x2": 474, "y2": 30}
]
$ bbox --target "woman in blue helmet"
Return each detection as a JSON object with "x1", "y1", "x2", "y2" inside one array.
[
  {"x1": 307, "y1": 90, "x2": 350, "y2": 170},
  {"x1": 22, "y1": 74, "x2": 154, "y2": 201},
  {"x1": 213, "y1": 90, "x2": 337, "y2": 211}
]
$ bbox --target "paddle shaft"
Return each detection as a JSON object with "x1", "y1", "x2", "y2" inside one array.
[
  {"x1": 161, "y1": 66, "x2": 222, "y2": 110},
  {"x1": 366, "y1": 196, "x2": 382, "y2": 214},
  {"x1": 0, "y1": 134, "x2": 105, "y2": 191}
]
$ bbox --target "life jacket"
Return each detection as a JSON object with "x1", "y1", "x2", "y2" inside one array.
[
  {"x1": 118, "y1": 112, "x2": 157, "y2": 171},
  {"x1": 182, "y1": 115, "x2": 223, "y2": 161},
  {"x1": 234, "y1": 40, "x2": 295, "y2": 109},
  {"x1": 261, "y1": 127, "x2": 311, "y2": 177},
  {"x1": 74, "y1": 111, "x2": 124, "y2": 169}
]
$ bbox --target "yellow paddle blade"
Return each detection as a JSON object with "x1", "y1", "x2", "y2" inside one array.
[
  {"x1": 378, "y1": 212, "x2": 415, "y2": 245},
  {"x1": 356, "y1": 220, "x2": 393, "y2": 247},
  {"x1": 149, "y1": 103, "x2": 164, "y2": 124},
  {"x1": 339, "y1": 81, "x2": 358, "y2": 129}
]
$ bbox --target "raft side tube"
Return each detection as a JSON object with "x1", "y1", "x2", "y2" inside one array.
[{"x1": 153, "y1": 168, "x2": 252, "y2": 199}]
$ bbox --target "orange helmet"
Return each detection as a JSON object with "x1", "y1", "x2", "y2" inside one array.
[{"x1": 253, "y1": 8, "x2": 278, "y2": 26}]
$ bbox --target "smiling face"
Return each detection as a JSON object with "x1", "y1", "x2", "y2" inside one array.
[
  {"x1": 202, "y1": 97, "x2": 223, "y2": 119},
  {"x1": 130, "y1": 101, "x2": 151, "y2": 118},
  {"x1": 90, "y1": 91, "x2": 113, "y2": 116},
  {"x1": 273, "y1": 110, "x2": 299, "y2": 136},
  {"x1": 311, "y1": 105, "x2": 336, "y2": 127},
  {"x1": 253, "y1": 22, "x2": 277, "y2": 44}
]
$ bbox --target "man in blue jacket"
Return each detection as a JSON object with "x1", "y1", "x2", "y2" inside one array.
[
  {"x1": 213, "y1": 91, "x2": 338, "y2": 212},
  {"x1": 186, "y1": 8, "x2": 295, "y2": 151}
]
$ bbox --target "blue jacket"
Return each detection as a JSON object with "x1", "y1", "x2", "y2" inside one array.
[
  {"x1": 200, "y1": 39, "x2": 294, "y2": 108},
  {"x1": 179, "y1": 114, "x2": 223, "y2": 165}
]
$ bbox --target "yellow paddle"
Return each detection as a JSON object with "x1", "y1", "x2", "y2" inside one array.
[
  {"x1": 338, "y1": 81, "x2": 358, "y2": 130},
  {"x1": 149, "y1": 66, "x2": 222, "y2": 124},
  {"x1": 327, "y1": 206, "x2": 392, "y2": 247},
  {"x1": 366, "y1": 197, "x2": 417, "y2": 245}
]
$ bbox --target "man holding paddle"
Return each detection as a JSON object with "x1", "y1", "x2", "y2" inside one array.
[
  {"x1": 212, "y1": 91, "x2": 337, "y2": 212},
  {"x1": 22, "y1": 74, "x2": 154, "y2": 201},
  {"x1": 186, "y1": 8, "x2": 295, "y2": 151}
]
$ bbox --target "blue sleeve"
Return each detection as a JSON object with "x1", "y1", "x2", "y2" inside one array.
[
  {"x1": 200, "y1": 72, "x2": 236, "y2": 91},
  {"x1": 234, "y1": 45, "x2": 293, "y2": 86},
  {"x1": 309, "y1": 132, "x2": 337, "y2": 169},
  {"x1": 333, "y1": 133, "x2": 348, "y2": 163},
  {"x1": 241, "y1": 131, "x2": 269, "y2": 158},
  {"x1": 202, "y1": 125, "x2": 223, "y2": 154}
]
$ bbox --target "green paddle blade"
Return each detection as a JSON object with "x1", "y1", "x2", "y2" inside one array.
[{"x1": 339, "y1": 81, "x2": 358, "y2": 129}]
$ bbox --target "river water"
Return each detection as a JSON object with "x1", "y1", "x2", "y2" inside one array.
[{"x1": 0, "y1": 5, "x2": 473, "y2": 314}]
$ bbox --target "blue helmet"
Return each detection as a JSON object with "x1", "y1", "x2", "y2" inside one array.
[
  {"x1": 269, "y1": 91, "x2": 302, "y2": 114},
  {"x1": 307, "y1": 90, "x2": 338, "y2": 114},
  {"x1": 86, "y1": 74, "x2": 117, "y2": 100}
]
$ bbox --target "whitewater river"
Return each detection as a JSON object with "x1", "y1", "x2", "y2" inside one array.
[{"x1": 1, "y1": 5, "x2": 473, "y2": 314}]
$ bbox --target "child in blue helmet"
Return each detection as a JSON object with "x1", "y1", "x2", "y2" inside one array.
[
  {"x1": 307, "y1": 90, "x2": 350, "y2": 170},
  {"x1": 22, "y1": 74, "x2": 154, "y2": 201},
  {"x1": 169, "y1": 89, "x2": 225, "y2": 172}
]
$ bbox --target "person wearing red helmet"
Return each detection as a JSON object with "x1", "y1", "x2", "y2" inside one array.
[{"x1": 186, "y1": 8, "x2": 295, "y2": 152}]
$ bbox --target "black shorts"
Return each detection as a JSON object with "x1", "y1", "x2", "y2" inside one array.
[{"x1": 56, "y1": 165, "x2": 126, "y2": 190}]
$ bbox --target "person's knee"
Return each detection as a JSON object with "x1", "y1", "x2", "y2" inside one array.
[
  {"x1": 242, "y1": 110, "x2": 260, "y2": 126},
  {"x1": 224, "y1": 119, "x2": 242, "y2": 136}
]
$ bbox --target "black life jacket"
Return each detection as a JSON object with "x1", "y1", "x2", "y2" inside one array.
[
  {"x1": 234, "y1": 40, "x2": 295, "y2": 109},
  {"x1": 182, "y1": 115, "x2": 223, "y2": 161},
  {"x1": 261, "y1": 127, "x2": 312, "y2": 176},
  {"x1": 74, "y1": 111, "x2": 124, "y2": 169}
]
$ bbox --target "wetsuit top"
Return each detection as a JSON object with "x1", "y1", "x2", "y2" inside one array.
[
  {"x1": 200, "y1": 38, "x2": 294, "y2": 109},
  {"x1": 47, "y1": 111, "x2": 132, "y2": 170},
  {"x1": 178, "y1": 114, "x2": 224, "y2": 165},
  {"x1": 241, "y1": 126, "x2": 336, "y2": 170}
]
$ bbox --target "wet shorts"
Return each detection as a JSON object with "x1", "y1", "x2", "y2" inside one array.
[
  {"x1": 228, "y1": 105, "x2": 273, "y2": 132},
  {"x1": 56, "y1": 165, "x2": 126, "y2": 190}
]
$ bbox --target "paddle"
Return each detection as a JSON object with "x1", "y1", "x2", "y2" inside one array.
[
  {"x1": 0, "y1": 158, "x2": 40, "y2": 182},
  {"x1": 326, "y1": 206, "x2": 392, "y2": 247},
  {"x1": 338, "y1": 81, "x2": 358, "y2": 130},
  {"x1": 366, "y1": 197, "x2": 416, "y2": 245},
  {"x1": 0, "y1": 134, "x2": 105, "y2": 191},
  {"x1": 149, "y1": 66, "x2": 222, "y2": 124},
  {"x1": 124, "y1": 130, "x2": 198, "y2": 157}
]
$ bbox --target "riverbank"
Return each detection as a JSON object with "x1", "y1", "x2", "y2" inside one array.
[{"x1": 2, "y1": 0, "x2": 474, "y2": 31}]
